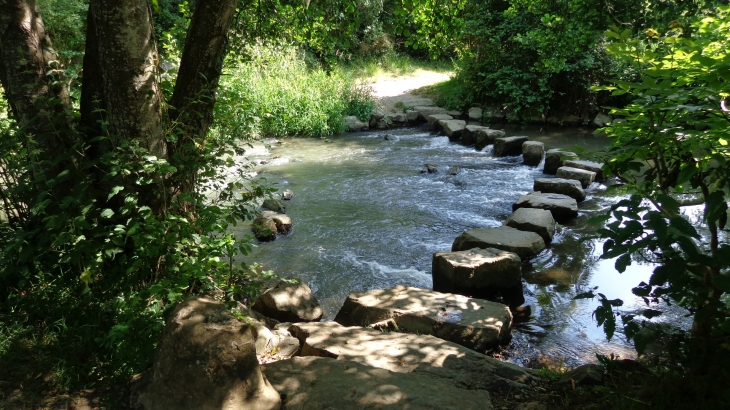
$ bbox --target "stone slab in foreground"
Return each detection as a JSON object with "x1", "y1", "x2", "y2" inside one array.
[
  {"x1": 452, "y1": 225, "x2": 546, "y2": 260},
  {"x1": 289, "y1": 321, "x2": 534, "y2": 392},
  {"x1": 263, "y1": 356, "x2": 494, "y2": 410},
  {"x1": 334, "y1": 285, "x2": 512, "y2": 351}
]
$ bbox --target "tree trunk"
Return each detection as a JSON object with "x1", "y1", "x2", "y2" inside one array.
[
  {"x1": 0, "y1": 0, "x2": 71, "y2": 136},
  {"x1": 168, "y1": 0, "x2": 238, "y2": 196},
  {"x1": 87, "y1": 0, "x2": 166, "y2": 158}
]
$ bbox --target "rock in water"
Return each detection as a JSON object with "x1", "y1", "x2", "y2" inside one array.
[
  {"x1": 334, "y1": 285, "x2": 512, "y2": 351},
  {"x1": 252, "y1": 211, "x2": 292, "y2": 242},
  {"x1": 556, "y1": 166, "x2": 596, "y2": 188},
  {"x1": 451, "y1": 225, "x2": 546, "y2": 261},
  {"x1": 281, "y1": 189, "x2": 294, "y2": 200},
  {"x1": 543, "y1": 149, "x2": 578, "y2": 175},
  {"x1": 512, "y1": 192, "x2": 578, "y2": 222},
  {"x1": 424, "y1": 163, "x2": 438, "y2": 173},
  {"x1": 522, "y1": 141, "x2": 545, "y2": 166},
  {"x1": 252, "y1": 280, "x2": 323, "y2": 323},
  {"x1": 432, "y1": 247, "x2": 524, "y2": 306},
  {"x1": 263, "y1": 357, "x2": 495, "y2": 410},
  {"x1": 131, "y1": 297, "x2": 281, "y2": 410},
  {"x1": 503, "y1": 207, "x2": 557, "y2": 244},
  {"x1": 262, "y1": 198, "x2": 286, "y2": 213},
  {"x1": 494, "y1": 136, "x2": 529, "y2": 156},
  {"x1": 533, "y1": 178, "x2": 585, "y2": 202},
  {"x1": 563, "y1": 159, "x2": 605, "y2": 181}
]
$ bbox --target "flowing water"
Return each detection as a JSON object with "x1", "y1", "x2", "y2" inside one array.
[{"x1": 233, "y1": 124, "x2": 690, "y2": 368}]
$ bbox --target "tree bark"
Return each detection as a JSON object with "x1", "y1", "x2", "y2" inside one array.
[
  {"x1": 87, "y1": 0, "x2": 166, "y2": 158},
  {"x1": 168, "y1": 0, "x2": 237, "y2": 182},
  {"x1": 0, "y1": 0, "x2": 71, "y2": 135}
]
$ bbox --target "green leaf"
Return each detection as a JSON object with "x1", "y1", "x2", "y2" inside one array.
[
  {"x1": 101, "y1": 208, "x2": 115, "y2": 218},
  {"x1": 108, "y1": 186, "x2": 124, "y2": 200},
  {"x1": 615, "y1": 254, "x2": 631, "y2": 273}
]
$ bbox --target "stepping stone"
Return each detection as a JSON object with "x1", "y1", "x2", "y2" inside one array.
[
  {"x1": 475, "y1": 129, "x2": 506, "y2": 151},
  {"x1": 462, "y1": 124, "x2": 488, "y2": 145},
  {"x1": 533, "y1": 177, "x2": 586, "y2": 202},
  {"x1": 543, "y1": 149, "x2": 578, "y2": 174},
  {"x1": 556, "y1": 166, "x2": 596, "y2": 188},
  {"x1": 334, "y1": 285, "x2": 512, "y2": 351},
  {"x1": 252, "y1": 281, "x2": 323, "y2": 323},
  {"x1": 522, "y1": 141, "x2": 545, "y2": 166},
  {"x1": 416, "y1": 106, "x2": 449, "y2": 121},
  {"x1": 439, "y1": 119, "x2": 467, "y2": 141},
  {"x1": 263, "y1": 357, "x2": 495, "y2": 410},
  {"x1": 564, "y1": 159, "x2": 605, "y2": 181},
  {"x1": 432, "y1": 248, "x2": 523, "y2": 305},
  {"x1": 289, "y1": 321, "x2": 535, "y2": 392},
  {"x1": 405, "y1": 110, "x2": 420, "y2": 123},
  {"x1": 468, "y1": 107, "x2": 483, "y2": 121},
  {"x1": 427, "y1": 113, "x2": 453, "y2": 131},
  {"x1": 494, "y1": 136, "x2": 529, "y2": 156},
  {"x1": 504, "y1": 208, "x2": 556, "y2": 244},
  {"x1": 452, "y1": 225, "x2": 546, "y2": 260},
  {"x1": 512, "y1": 192, "x2": 578, "y2": 222}
]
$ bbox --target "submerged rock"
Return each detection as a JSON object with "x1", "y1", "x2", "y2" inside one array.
[{"x1": 334, "y1": 285, "x2": 513, "y2": 351}]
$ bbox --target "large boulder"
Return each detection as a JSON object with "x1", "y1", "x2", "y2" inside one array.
[
  {"x1": 494, "y1": 136, "x2": 529, "y2": 156},
  {"x1": 522, "y1": 141, "x2": 545, "y2": 166},
  {"x1": 263, "y1": 357, "x2": 495, "y2": 410},
  {"x1": 556, "y1": 166, "x2": 596, "y2": 188},
  {"x1": 252, "y1": 281, "x2": 323, "y2": 323},
  {"x1": 433, "y1": 248, "x2": 523, "y2": 306},
  {"x1": 475, "y1": 129, "x2": 507, "y2": 151},
  {"x1": 334, "y1": 285, "x2": 513, "y2": 351},
  {"x1": 543, "y1": 149, "x2": 578, "y2": 175},
  {"x1": 533, "y1": 177, "x2": 586, "y2": 202},
  {"x1": 512, "y1": 192, "x2": 578, "y2": 222},
  {"x1": 416, "y1": 106, "x2": 449, "y2": 121},
  {"x1": 386, "y1": 113, "x2": 408, "y2": 126},
  {"x1": 452, "y1": 225, "x2": 546, "y2": 261},
  {"x1": 343, "y1": 115, "x2": 369, "y2": 131},
  {"x1": 427, "y1": 113, "x2": 453, "y2": 131},
  {"x1": 369, "y1": 110, "x2": 385, "y2": 128},
  {"x1": 593, "y1": 113, "x2": 612, "y2": 127},
  {"x1": 252, "y1": 211, "x2": 292, "y2": 242},
  {"x1": 132, "y1": 297, "x2": 281, "y2": 410},
  {"x1": 564, "y1": 159, "x2": 605, "y2": 181},
  {"x1": 289, "y1": 321, "x2": 535, "y2": 391},
  {"x1": 439, "y1": 119, "x2": 467, "y2": 141},
  {"x1": 503, "y1": 208, "x2": 556, "y2": 244}
]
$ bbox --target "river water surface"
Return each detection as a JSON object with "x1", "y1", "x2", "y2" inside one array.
[{"x1": 234, "y1": 125, "x2": 689, "y2": 368}]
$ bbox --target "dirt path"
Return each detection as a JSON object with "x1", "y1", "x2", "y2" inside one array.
[{"x1": 368, "y1": 69, "x2": 451, "y2": 113}]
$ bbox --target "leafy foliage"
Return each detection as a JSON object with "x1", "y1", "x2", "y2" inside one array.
[{"x1": 585, "y1": 6, "x2": 730, "y2": 350}]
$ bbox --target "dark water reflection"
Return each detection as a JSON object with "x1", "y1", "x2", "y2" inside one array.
[{"x1": 233, "y1": 124, "x2": 690, "y2": 368}]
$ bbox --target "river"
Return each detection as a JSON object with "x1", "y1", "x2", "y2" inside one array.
[{"x1": 234, "y1": 124, "x2": 690, "y2": 368}]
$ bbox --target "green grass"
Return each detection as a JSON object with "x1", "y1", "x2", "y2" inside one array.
[{"x1": 414, "y1": 75, "x2": 469, "y2": 111}]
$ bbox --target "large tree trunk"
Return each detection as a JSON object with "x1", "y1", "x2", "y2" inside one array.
[
  {"x1": 0, "y1": 0, "x2": 71, "y2": 136},
  {"x1": 168, "y1": 0, "x2": 238, "y2": 196},
  {"x1": 86, "y1": 0, "x2": 166, "y2": 158}
]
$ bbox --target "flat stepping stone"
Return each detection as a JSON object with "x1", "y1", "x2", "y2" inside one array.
[
  {"x1": 461, "y1": 125, "x2": 488, "y2": 145},
  {"x1": 512, "y1": 192, "x2": 578, "y2": 222},
  {"x1": 416, "y1": 106, "x2": 449, "y2": 121},
  {"x1": 289, "y1": 321, "x2": 534, "y2": 392},
  {"x1": 263, "y1": 357, "x2": 495, "y2": 410},
  {"x1": 534, "y1": 177, "x2": 586, "y2": 202},
  {"x1": 494, "y1": 136, "x2": 529, "y2": 156},
  {"x1": 564, "y1": 159, "x2": 605, "y2": 181},
  {"x1": 504, "y1": 208, "x2": 556, "y2": 244},
  {"x1": 334, "y1": 285, "x2": 512, "y2": 351},
  {"x1": 475, "y1": 129, "x2": 506, "y2": 151},
  {"x1": 556, "y1": 166, "x2": 596, "y2": 188},
  {"x1": 432, "y1": 248, "x2": 523, "y2": 305},
  {"x1": 543, "y1": 149, "x2": 578, "y2": 174},
  {"x1": 439, "y1": 119, "x2": 466, "y2": 141},
  {"x1": 427, "y1": 113, "x2": 453, "y2": 131},
  {"x1": 522, "y1": 141, "x2": 545, "y2": 166},
  {"x1": 452, "y1": 225, "x2": 546, "y2": 260}
]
